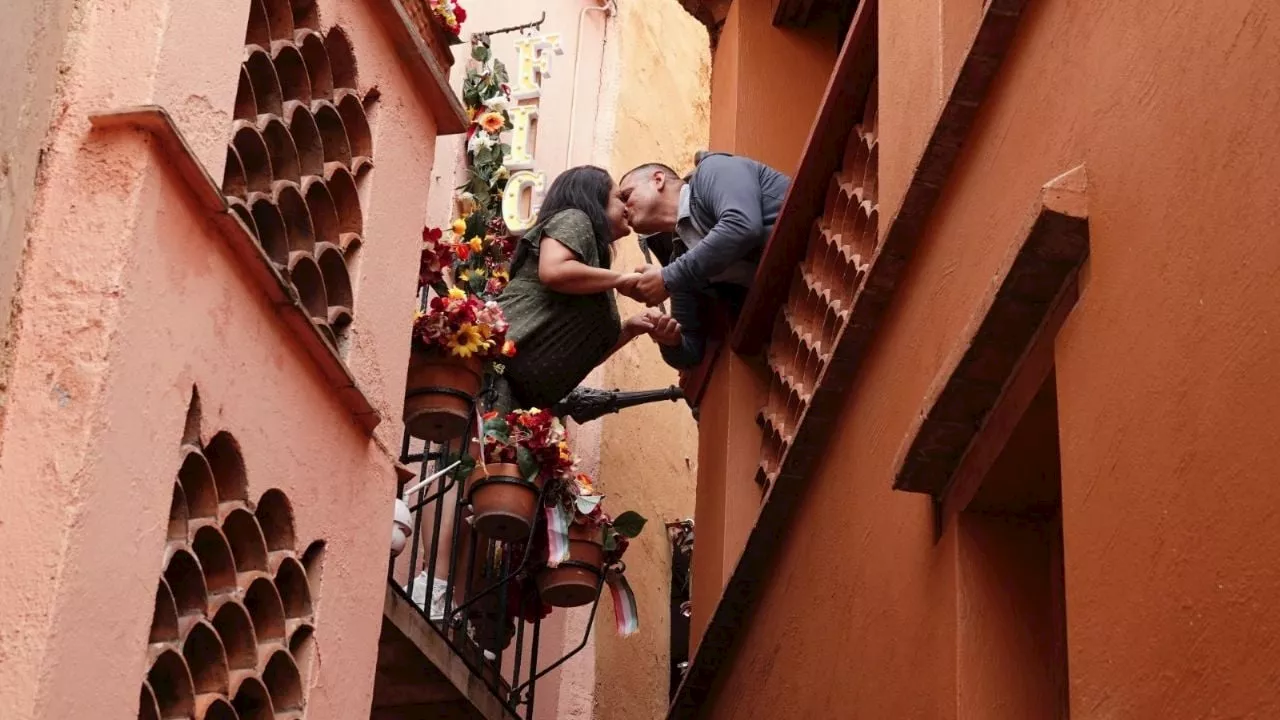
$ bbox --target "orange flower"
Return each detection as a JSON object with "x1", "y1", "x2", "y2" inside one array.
[
  {"x1": 477, "y1": 111, "x2": 505, "y2": 134},
  {"x1": 501, "y1": 339, "x2": 517, "y2": 357}
]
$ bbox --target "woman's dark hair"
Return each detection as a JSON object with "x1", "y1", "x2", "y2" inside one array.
[{"x1": 513, "y1": 165, "x2": 614, "y2": 272}]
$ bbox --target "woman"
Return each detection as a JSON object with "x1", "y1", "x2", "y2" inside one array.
[{"x1": 494, "y1": 165, "x2": 676, "y2": 411}]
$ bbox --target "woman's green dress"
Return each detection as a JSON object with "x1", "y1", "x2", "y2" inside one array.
[{"x1": 491, "y1": 209, "x2": 621, "y2": 412}]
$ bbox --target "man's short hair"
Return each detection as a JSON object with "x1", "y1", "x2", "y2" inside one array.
[{"x1": 622, "y1": 162, "x2": 680, "y2": 184}]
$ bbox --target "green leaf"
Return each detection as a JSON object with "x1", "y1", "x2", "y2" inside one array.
[
  {"x1": 517, "y1": 446, "x2": 538, "y2": 484},
  {"x1": 481, "y1": 416, "x2": 509, "y2": 444},
  {"x1": 603, "y1": 532, "x2": 618, "y2": 552},
  {"x1": 611, "y1": 511, "x2": 647, "y2": 538},
  {"x1": 575, "y1": 494, "x2": 604, "y2": 515},
  {"x1": 451, "y1": 453, "x2": 477, "y2": 481}
]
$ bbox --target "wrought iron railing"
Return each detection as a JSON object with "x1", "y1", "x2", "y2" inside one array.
[
  {"x1": 389, "y1": 391, "x2": 600, "y2": 719},
  {"x1": 387, "y1": 381, "x2": 685, "y2": 718}
]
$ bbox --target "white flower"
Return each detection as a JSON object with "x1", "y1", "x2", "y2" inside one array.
[
  {"x1": 468, "y1": 131, "x2": 496, "y2": 153},
  {"x1": 482, "y1": 93, "x2": 510, "y2": 112}
]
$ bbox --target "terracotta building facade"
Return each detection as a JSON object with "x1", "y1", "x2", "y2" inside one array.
[
  {"x1": 672, "y1": 0, "x2": 1280, "y2": 718},
  {"x1": 2, "y1": 0, "x2": 706, "y2": 719},
  {"x1": 0, "y1": 0, "x2": 469, "y2": 717}
]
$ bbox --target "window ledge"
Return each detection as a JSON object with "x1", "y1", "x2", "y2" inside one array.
[{"x1": 89, "y1": 106, "x2": 382, "y2": 434}]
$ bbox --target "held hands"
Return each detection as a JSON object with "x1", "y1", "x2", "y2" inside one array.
[
  {"x1": 615, "y1": 271, "x2": 642, "y2": 299},
  {"x1": 645, "y1": 309, "x2": 682, "y2": 347},
  {"x1": 622, "y1": 308, "x2": 683, "y2": 347},
  {"x1": 615, "y1": 265, "x2": 669, "y2": 306}
]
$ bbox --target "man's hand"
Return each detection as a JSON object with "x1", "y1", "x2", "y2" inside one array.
[
  {"x1": 632, "y1": 264, "x2": 670, "y2": 306},
  {"x1": 614, "y1": 271, "x2": 642, "y2": 299},
  {"x1": 644, "y1": 309, "x2": 682, "y2": 347}
]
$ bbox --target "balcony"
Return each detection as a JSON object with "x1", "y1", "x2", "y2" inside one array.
[{"x1": 670, "y1": 0, "x2": 1044, "y2": 714}]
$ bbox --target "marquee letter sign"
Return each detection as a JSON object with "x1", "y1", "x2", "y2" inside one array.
[{"x1": 501, "y1": 33, "x2": 563, "y2": 233}]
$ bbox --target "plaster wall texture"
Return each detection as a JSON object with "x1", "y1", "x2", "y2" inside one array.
[
  {"x1": 595, "y1": 5, "x2": 708, "y2": 720},
  {"x1": 701, "y1": 0, "x2": 1280, "y2": 718},
  {"x1": 0, "y1": 0, "x2": 78, "y2": 388},
  {"x1": 0, "y1": 0, "x2": 448, "y2": 717},
  {"x1": 707, "y1": 0, "x2": 839, "y2": 176}
]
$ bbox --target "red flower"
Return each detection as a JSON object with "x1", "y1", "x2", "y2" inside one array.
[{"x1": 454, "y1": 3, "x2": 467, "y2": 22}]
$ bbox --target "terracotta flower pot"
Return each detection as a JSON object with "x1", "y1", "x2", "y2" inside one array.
[
  {"x1": 403, "y1": 0, "x2": 459, "y2": 71},
  {"x1": 537, "y1": 525, "x2": 605, "y2": 608},
  {"x1": 403, "y1": 348, "x2": 483, "y2": 442},
  {"x1": 465, "y1": 463, "x2": 541, "y2": 542},
  {"x1": 468, "y1": 609, "x2": 516, "y2": 652}
]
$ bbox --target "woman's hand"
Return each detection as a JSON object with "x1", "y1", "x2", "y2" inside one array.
[
  {"x1": 622, "y1": 312, "x2": 657, "y2": 340},
  {"x1": 646, "y1": 311, "x2": 682, "y2": 347}
]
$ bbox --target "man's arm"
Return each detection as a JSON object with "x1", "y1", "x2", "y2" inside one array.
[
  {"x1": 660, "y1": 156, "x2": 764, "y2": 294},
  {"x1": 659, "y1": 286, "x2": 706, "y2": 370}
]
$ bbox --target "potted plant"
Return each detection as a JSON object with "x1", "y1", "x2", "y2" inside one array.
[
  {"x1": 408, "y1": 0, "x2": 466, "y2": 71},
  {"x1": 403, "y1": 38, "x2": 516, "y2": 442},
  {"x1": 404, "y1": 283, "x2": 514, "y2": 441},
  {"x1": 450, "y1": 408, "x2": 568, "y2": 541},
  {"x1": 537, "y1": 472, "x2": 647, "y2": 611}
]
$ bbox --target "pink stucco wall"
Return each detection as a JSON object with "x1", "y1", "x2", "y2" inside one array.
[{"x1": 0, "y1": 0, "x2": 447, "y2": 718}]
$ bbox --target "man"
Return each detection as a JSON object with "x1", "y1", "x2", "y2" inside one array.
[{"x1": 616, "y1": 152, "x2": 790, "y2": 369}]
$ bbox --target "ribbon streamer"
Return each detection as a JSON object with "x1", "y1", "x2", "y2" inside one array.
[
  {"x1": 606, "y1": 569, "x2": 640, "y2": 637},
  {"x1": 545, "y1": 504, "x2": 572, "y2": 568}
]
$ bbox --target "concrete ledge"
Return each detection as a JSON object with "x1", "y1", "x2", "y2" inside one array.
[
  {"x1": 88, "y1": 106, "x2": 381, "y2": 433},
  {"x1": 892, "y1": 166, "x2": 1091, "y2": 496},
  {"x1": 370, "y1": 0, "x2": 468, "y2": 135},
  {"x1": 378, "y1": 583, "x2": 516, "y2": 720}
]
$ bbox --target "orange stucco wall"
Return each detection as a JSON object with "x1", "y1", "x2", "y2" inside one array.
[
  {"x1": 708, "y1": 0, "x2": 839, "y2": 175},
  {"x1": 595, "y1": 1, "x2": 708, "y2": 718},
  {"x1": 700, "y1": 0, "x2": 1280, "y2": 717},
  {"x1": 690, "y1": 0, "x2": 843, "y2": 673},
  {"x1": 0, "y1": 0, "x2": 446, "y2": 717}
]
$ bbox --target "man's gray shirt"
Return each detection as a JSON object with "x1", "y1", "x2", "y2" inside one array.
[{"x1": 658, "y1": 152, "x2": 791, "y2": 369}]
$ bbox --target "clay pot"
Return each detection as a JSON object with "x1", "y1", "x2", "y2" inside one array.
[
  {"x1": 403, "y1": 348, "x2": 483, "y2": 442},
  {"x1": 465, "y1": 463, "x2": 541, "y2": 542},
  {"x1": 536, "y1": 525, "x2": 605, "y2": 608},
  {"x1": 404, "y1": 0, "x2": 459, "y2": 71},
  {"x1": 468, "y1": 610, "x2": 516, "y2": 652}
]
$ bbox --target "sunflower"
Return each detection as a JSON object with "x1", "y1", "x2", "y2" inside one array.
[
  {"x1": 458, "y1": 268, "x2": 472, "y2": 282},
  {"x1": 448, "y1": 323, "x2": 485, "y2": 358},
  {"x1": 448, "y1": 286, "x2": 467, "y2": 300},
  {"x1": 477, "y1": 111, "x2": 505, "y2": 134}
]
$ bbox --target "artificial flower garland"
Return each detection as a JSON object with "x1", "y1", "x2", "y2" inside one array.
[{"x1": 414, "y1": 35, "x2": 518, "y2": 360}]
